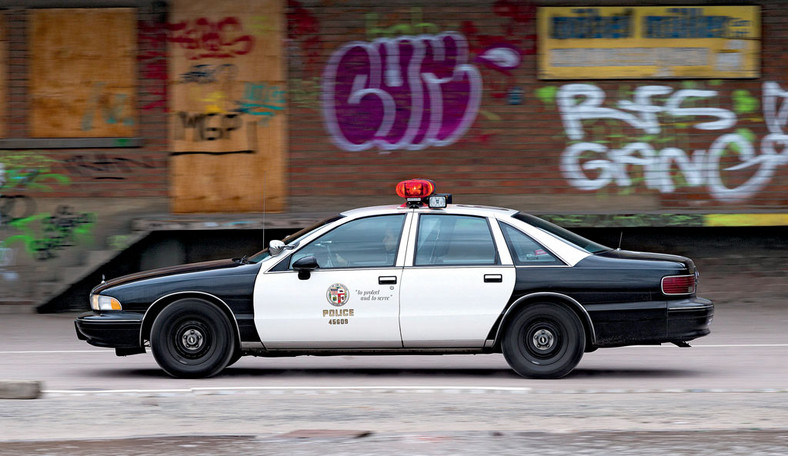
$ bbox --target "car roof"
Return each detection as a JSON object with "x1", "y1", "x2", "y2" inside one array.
[{"x1": 340, "y1": 204, "x2": 519, "y2": 219}]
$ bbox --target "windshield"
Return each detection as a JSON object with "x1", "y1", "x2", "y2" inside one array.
[
  {"x1": 513, "y1": 213, "x2": 610, "y2": 254},
  {"x1": 247, "y1": 215, "x2": 344, "y2": 263}
]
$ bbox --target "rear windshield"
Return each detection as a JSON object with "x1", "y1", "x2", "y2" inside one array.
[{"x1": 513, "y1": 213, "x2": 610, "y2": 254}]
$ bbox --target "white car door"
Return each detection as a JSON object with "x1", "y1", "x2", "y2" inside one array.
[
  {"x1": 399, "y1": 213, "x2": 515, "y2": 348},
  {"x1": 254, "y1": 213, "x2": 410, "y2": 348}
]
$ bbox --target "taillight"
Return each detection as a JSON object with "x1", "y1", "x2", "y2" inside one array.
[{"x1": 662, "y1": 275, "x2": 696, "y2": 295}]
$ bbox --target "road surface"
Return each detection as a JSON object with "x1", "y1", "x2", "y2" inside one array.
[{"x1": 1, "y1": 299, "x2": 786, "y2": 454}]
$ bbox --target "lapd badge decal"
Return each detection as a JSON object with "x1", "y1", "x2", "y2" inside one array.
[{"x1": 326, "y1": 283, "x2": 350, "y2": 307}]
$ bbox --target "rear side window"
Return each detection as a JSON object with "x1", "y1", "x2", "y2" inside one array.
[
  {"x1": 500, "y1": 222, "x2": 564, "y2": 266},
  {"x1": 415, "y1": 215, "x2": 498, "y2": 266}
]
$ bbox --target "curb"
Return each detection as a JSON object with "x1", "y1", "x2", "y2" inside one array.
[{"x1": 0, "y1": 380, "x2": 42, "y2": 399}]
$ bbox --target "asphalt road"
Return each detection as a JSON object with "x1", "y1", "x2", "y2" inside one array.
[{"x1": 1, "y1": 300, "x2": 787, "y2": 454}]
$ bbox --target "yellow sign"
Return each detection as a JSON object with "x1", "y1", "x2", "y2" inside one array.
[{"x1": 538, "y1": 6, "x2": 760, "y2": 79}]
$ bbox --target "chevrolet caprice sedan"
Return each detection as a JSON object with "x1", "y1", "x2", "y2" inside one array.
[{"x1": 75, "y1": 179, "x2": 713, "y2": 379}]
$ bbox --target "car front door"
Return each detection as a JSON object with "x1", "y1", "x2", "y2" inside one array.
[
  {"x1": 254, "y1": 213, "x2": 410, "y2": 349},
  {"x1": 399, "y1": 213, "x2": 516, "y2": 348}
]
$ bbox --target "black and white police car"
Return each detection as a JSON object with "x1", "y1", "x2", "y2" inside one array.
[{"x1": 75, "y1": 179, "x2": 713, "y2": 379}]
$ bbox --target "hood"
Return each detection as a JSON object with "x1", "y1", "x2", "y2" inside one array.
[
  {"x1": 92, "y1": 259, "x2": 241, "y2": 293},
  {"x1": 598, "y1": 249, "x2": 696, "y2": 272}
]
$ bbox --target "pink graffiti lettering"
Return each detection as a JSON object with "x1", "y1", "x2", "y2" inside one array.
[
  {"x1": 322, "y1": 33, "x2": 482, "y2": 152},
  {"x1": 168, "y1": 17, "x2": 254, "y2": 60}
]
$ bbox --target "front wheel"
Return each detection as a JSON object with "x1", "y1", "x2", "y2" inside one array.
[
  {"x1": 502, "y1": 303, "x2": 585, "y2": 379},
  {"x1": 151, "y1": 299, "x2": 236, "y2": 378}
]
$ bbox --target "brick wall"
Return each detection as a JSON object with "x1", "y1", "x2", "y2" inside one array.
[{"x1": 286, "y1": 0, "x2": 787, "y2": 214}]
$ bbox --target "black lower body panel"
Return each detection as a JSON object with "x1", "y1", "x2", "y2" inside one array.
[{"x1": 74, "y1": 311, "x2": 143, "y2": 349}]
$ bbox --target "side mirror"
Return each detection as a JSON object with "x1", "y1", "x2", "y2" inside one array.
[
  {"x1": 269, "y1": 240, "x2": 287, "y2": 256},
  {"x1": 292, "y1": 255, "x2": 319, "y2": 280}
]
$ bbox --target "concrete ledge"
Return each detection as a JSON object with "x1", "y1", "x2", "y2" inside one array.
[{"x1": 0, "y1": 380, "x2": 42, "y2": 399}]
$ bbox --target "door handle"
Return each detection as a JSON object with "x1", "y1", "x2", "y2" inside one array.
[
  {"x1": 484, "y1": 274, "x2": 503, "y2": 283},
  {"x1": 379, "y1": 276, "x2": 397, "y2": 285}
]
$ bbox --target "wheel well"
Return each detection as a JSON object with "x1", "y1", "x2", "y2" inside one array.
[
  {"x1": 140, "y1": 293, "x2": 241, "y2": 348},
  {"x1": 493, "y1": 294, "x2": 595, "y2": 352}
]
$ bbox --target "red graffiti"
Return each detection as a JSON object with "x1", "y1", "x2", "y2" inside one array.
[
  {"x1": 168, "y1": 17, "x2": 254, "y2": 60},
  {"x1": 461, "y1": 0, "x2": 536, "y2": 99},
  {"x1": 288, "y1": 0, "x2": 322, "y2": 75},
  {"x1": 139, "y1": 20, "x2": 169, "y2": 111}
]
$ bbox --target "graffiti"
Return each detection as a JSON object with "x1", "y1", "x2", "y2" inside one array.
[
  {"x1": 288, "y1": 0, "x2": 323, "y2": 75},
  {"x1": 0, "y1": 152, "x2": 70, "y2": 192},
  {"x1": 169, "y1": 17, "x2": 254, "y2": 60},
  {"x1": 2, "y1": 206, "x2": 95, "y2": 261},
  {"x1": 0, "y1": 152, "x2": 69, "y2": 227},
  {"x1": 180, "y1": 64, "x2": 238, "y2": 84},
  {"x1": 0, "y1": 195, "x2": 37, "y2": 227},
  {"x1": 290, "y1": 77, "x2": 321, "y2": 109},
  {"x1": 233, "y1": 82, "x2": 286, "y2": 124},
  {"x1": 81, "y1": 83, "x2": 135, "y2": 131},
  {"x1": 174, "y1": 112, "x2": 243, "y2": 141},
  {"x1": 250, "y1": 15, "x2": 276, "y2": 37},
  {"x1": 551, "y1": 82, "x2": 788, "y2": 201},
  {"x1": 365, "y1": 8, "x2": 439, "y2": 39},
  {"x1": 139, "y1": 19, "x2": 169, "y2": 111},
  {"x1": 323, "y1": 32, "x2": 482, "y2": 152},
  {"x1": 462, "y1": 0, "x2": 535, "y2": 100},
  {"x1": 62, "y1": 154, "x2": 156, "y2": 180},
  {"x1": 541, "y1": 213, "x2": 704, "y2": 228}
]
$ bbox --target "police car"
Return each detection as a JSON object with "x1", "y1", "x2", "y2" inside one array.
[{"x1": 75, "y1": 179, "x2": 713, "y2": 379}]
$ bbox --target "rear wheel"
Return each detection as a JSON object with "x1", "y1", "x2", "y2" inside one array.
[
  {"x1": 151, "y1": 299, "x2": 236, "y2": 378},
  {"x1": 502, "y1": 303, "x2": 585, "y2": 379}
]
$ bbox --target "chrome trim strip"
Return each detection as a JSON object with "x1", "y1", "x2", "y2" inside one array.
[
  {"x1": 495, "y1": 292, "x2": 597, "y2": 345},
  {"x1": 141, "y1": 291, "x2": 243, "y2": 348}
]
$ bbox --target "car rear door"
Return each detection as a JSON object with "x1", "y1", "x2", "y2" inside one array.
[{"x1": 399, "y1": 212, "x2": 515, "y2": 348}]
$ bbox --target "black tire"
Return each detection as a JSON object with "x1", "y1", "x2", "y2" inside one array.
[
  {"x1": 151, "y1": 299, "x2": 236, "y2": 378},
  {"x1": 226, "y1": 348, "x2": 243, "y2": 367},
  {"x1": 502, "y1": 303, "x2": 586, "y2": 379}
]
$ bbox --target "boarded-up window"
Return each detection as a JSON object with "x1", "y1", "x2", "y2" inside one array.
[
  {"x1": 30, "y1": 8, "x2": 136, "y2": 138},
  {"x1": 169, "y1": 0, "x2": 286, "y2": 213}
]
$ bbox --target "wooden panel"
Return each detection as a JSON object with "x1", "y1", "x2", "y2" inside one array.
[
  {"x1": 169, "y1": 0, "x2": 287, "y2": 213},
  {"x1": 29, "y1": 9, "x2": 136, "y2": 138},
  {"x1": 0, "y1": 12, "x2": 6, "y2": 138}
]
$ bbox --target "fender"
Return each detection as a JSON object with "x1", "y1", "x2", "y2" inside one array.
[{"x1": 494, "y1": 292, "x2": 597, "y2": 345}]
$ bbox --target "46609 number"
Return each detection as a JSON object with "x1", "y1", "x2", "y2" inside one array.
[{"x1": 329, "y1": 319, "x2": 349, "y2": 325}]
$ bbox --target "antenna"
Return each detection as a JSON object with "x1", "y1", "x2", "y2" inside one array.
[{"x1": 617, "y1": 231, "x2": 623, "y2": 251}]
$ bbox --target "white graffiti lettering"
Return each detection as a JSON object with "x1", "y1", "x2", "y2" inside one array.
[{"x1": 558, "y1": 82, "x2": 788, "y2": 202}]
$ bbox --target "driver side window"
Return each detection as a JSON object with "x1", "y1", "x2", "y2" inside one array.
[{"x1": 289, "y1": 214, "x2": 406, "y2": 269}]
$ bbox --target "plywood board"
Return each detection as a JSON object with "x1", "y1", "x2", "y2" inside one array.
[
  {"x1": 169, "y1": 0, "x2": 286, "y2": 213},
  {"x1": 29, "y1": 8, "x2": 137, "y2": 138}
]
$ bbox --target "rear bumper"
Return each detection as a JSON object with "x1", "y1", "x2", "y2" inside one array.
[
  {"x1": 75, "y1": 311, "x2": 143, "y2": 349},
  {"x1": 666, "y1": 297, "x2": 714, "y2": 342}
]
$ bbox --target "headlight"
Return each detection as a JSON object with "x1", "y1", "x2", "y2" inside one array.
[{"x1": 90, "y1": 294, "x2": 122, "y2": 311}]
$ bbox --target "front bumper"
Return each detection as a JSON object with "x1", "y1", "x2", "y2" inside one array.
[
  {"x1": 667, "y1": 297, "x2": 714, "y2": 342},
  {"x1": 75, "y1": 311, "x2": 144, "y2": 349}
]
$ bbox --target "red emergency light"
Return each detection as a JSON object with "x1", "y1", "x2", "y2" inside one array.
[
  {"x1": 396, "y1": 179, "x2": 436, "y2": 199},
  {"x1": 396, "y1": 179, "x2": 450, "y2": 209}
]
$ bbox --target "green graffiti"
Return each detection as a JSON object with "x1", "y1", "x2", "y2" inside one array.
[
  {"x1": 732, "y1": 90, "x2": 759, "y2": 114},
  {"x1": 0, "y1": 151, "x2": 70, "y2": 191},
  {"x1": 535, "y1": 86, "x2": 558, "y2": 106},
  {"x1": 1, "y1": 207, "x2": 95, "y2": 261},
  {"x1": 541, "y1": 213, "x2": 705, "y2": 228}
]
